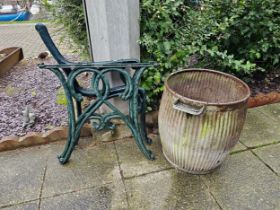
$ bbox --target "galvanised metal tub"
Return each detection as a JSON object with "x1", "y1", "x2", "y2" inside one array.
[{"x1": 158, "y1": 69, "x2": 251, "y2": 174}]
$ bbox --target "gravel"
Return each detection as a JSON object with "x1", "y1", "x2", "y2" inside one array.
[{"x1": 0, "y1": 57, "x2": 74, "y2": 139}]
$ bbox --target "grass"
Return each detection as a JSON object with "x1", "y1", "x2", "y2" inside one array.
[{"x1": 0, "y1": 19, "x2": 50, "y2": 25}]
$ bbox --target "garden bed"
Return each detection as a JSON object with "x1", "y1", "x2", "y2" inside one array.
[
  {"x1": 0, "y1": 56, "x2": 279, "y2": 151},
  {"x1": 247, "y1": 70, "x2": 280, "y2": 108},
  {"x1": 0, "y1": 57, "x2": 71, "y2": 139}
]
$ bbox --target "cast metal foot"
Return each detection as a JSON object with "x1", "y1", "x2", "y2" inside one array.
[{"x1": 57, "y1": 155, "x2": 69, "y2": 164}]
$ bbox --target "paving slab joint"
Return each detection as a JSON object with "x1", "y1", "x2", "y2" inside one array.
[
  {"x1": 113, "y1": 142, "x2": 130, "y2": 209},
  {"x1": 250, "y1": 150, "x2": 279, "y2": 177},
  {"x1": 230, "y1": 148, "x2": 249, "y2": 155},
  {"x1": 199, "y1": 176, "x2": 223, "y2": 210},
  {"x1": 38, "y1": 162, "x2": 48, "y2": 210},
  {"x1": 40, "y1": 183, "x2": 114, "y2": 201},
  {"x1": 124, "y1": 167, "x2": 174, "y2": 181},
  {"x1": 0, "y1": 199, "x2": 39, "y2": 209},
  {"x1": 241, "y1": 141, "x2": 280, "y2": 150}
]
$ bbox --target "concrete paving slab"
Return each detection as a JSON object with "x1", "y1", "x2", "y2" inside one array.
[
  {"x1": 116, "y1": 135, "x2": 246, "y2": 179},
  {"x1": 115, "y1": 136, "x2": 171, "y2": 178},
  {"x1": 125, "y1": 169, "x2": 220, "y2": 210},
  {"x1": 0, "y1": 104, "x2": 279, "y2": 210},
  {"x1": 1, "y1": 201, "x2": 38, "y2": 210},
  {"x1": 41, "y1": 184, "x2": 128, "y2": 210},
  {"x1": 202, "y1": 151, "x2": 280, "y2": 210},
  {"x1": 42, "y1": 141, "x2": 121, "y2": 198},
  {"x1": 0, "y1": 146, "x2": 47, "y2": 207},
  {"x1": 240, "y1": 108, "x2": 280, "y2": 147},
  {"x1": 258, "y1": 104, "x2": 280, "y2": 122},
  {"x1": 253, "y1": 143, "x2": 280, "y2": 175}
]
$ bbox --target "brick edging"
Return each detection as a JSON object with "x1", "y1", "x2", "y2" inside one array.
[
  {"x1": 247, "y1": 91, "x2": 280, "y2": 108},
  {"x1": 0, "y1": 124, "x2": 92, "y2": 152}
]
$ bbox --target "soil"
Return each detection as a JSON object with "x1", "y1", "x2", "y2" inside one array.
[
  {"x1": 247, "y1": 70, "x2": 280, "y2": 96},
  {"x1": 0, "y1": 56, "x2": 79, "y2": 139}
]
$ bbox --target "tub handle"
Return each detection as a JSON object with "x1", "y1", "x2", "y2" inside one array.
[{"x1": 173, "y1": 99, "x2": 205, "y2": 115}]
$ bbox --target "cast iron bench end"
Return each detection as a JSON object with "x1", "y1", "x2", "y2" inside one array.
[{"x1": 36, "y1": 23, "x2": 156, "y2": 164}]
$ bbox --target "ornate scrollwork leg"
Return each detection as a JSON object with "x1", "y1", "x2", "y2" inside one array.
[
  {"x1": 58, "y1": 129, "x2": 81, "y2": 164},
  {"x1": 59, "y1": 69, "x2": 111, "y2": 164},
  {"x1": 57, "y1": 96, "x2": 78, "y2": 164},
  {"x1": 138, "y1": 88, "x2": 152, "y2": 145},
  {"x1": 105, "y1": 100, "x2": 155, "y2": 160},
  {"x1": 59, "y1": 99, "x2": 104, "y2": 164},
  {"x1": 74, "y1": 100, "x2": 82, "y2": 146},
  {"x1": 42, "y1": 67, "x2": 77, "y2": 164},
  {"x1": 127, "y1": 118, "x2": 155, "y2": 160},
  {"x1": 128, "y1": 88, "x2": 155, "y2": 160},
  {"x1": 126, "y1": 67, "x2": 155, "y2": 159},
  {"x1": 58, "y1": 135, "x2": 76, "y2": 164}
]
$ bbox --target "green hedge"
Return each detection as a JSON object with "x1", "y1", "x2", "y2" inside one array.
[
  {"x1": 45, "y1": 0, "x2": 88, "y2": 56},
  {"x1": 50, "y1": 0, "x2": 280, "y2": 108},
  {"x1": 140, "y1": 0, "x2": 280, "y2": 107}
]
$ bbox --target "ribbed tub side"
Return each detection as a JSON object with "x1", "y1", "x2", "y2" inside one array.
[{"x1": 159, "y1": 89, "x2": 247, "y2": 174}]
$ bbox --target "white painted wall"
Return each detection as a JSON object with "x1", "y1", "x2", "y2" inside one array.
[
  {"x1": 83, "y1": 0, "x2": 140, "y2": 112},
  {"x1": 84, "y1": 0, "x2": 140, "y2": 61}
]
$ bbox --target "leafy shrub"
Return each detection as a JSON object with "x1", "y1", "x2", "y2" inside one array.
[
  {"x1": 140, "y1": 0, "x2": 203, "y2": 107},
  {"x1": 44, "y1": 0, "x2": 89, "y2": 56},
  {"x1": 199, "y1": 0, "x2": 280, "y2": 72},
  {"x1": 49, "y1": 0, "x2": 280, "y2": 108},
  {"x1": 140, "y1": 0, "x2": 280, "y2": 107}
]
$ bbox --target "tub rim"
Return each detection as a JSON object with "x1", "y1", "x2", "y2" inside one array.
[{"x1": 165, "y1": 68, "x2": 251, "y2": 106}]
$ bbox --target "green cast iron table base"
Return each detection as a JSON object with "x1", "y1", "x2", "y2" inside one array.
[
  {"x1": 36, "y1": 23, "x2": 155, "y2": 164},
  {"x1": 39, "y1": 63, "x2": 156, "y2": 164}
]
